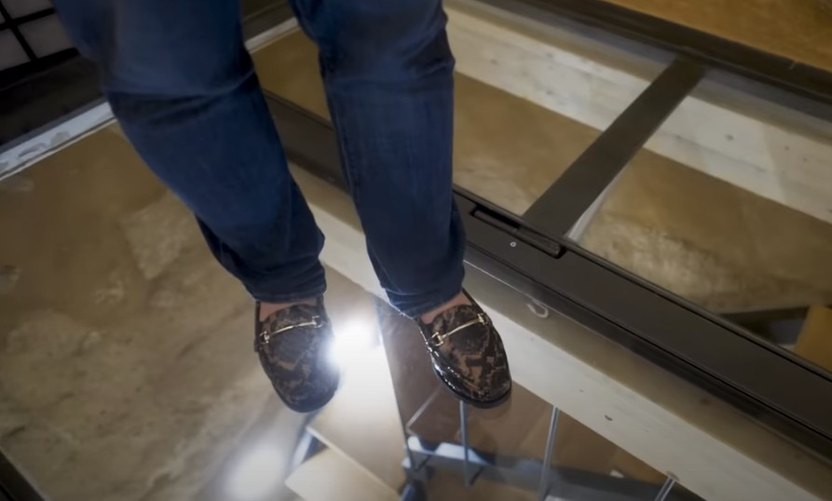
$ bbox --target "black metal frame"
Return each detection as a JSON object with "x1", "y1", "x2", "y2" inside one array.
[{"x1": 0, "y1": 450, "x2": 42, "y2": 501}]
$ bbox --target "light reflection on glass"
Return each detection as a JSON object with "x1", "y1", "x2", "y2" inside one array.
[
  {"x1": 328, "y1": 315, "x2": 376, "y2": 370},
  {"x1": 224, "y1": 445, "x2": 284, "y2": 500}
]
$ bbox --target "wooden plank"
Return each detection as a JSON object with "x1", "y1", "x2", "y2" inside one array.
[
  {"x1": 425, "y1": 470, "x2": 534, "y2": 501},
  {"x1": 291, "y1": 165, "x2": 832, "y2": 501},
  {"x1": 794, "y1": 306, "x2": 832, "y2": 371},
  {"x1": 468, "y1": 272, "x2": 831, "y2": 501},
  {"x1": 307, "y1": 347, "x2": 407, "y2": 491},
  {"x1": 601, "y1": 0, "x2": 832, "y2": 73},
  {"x1": 516, "y1": 411, "x2": 665, "y2": 484},
  {"x1": 285, "y1": 449, "x2": 398, "y2": 501},
  {"x1": 445, "y1": 2, "x2": 832, "y2": 225}
]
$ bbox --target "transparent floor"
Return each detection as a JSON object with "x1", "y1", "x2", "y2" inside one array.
[
  {"x1": 250, "y1": 4, "x2": 832, "y2": 387},
  {"x1": 250, "y1": 13, "x2": 660, "y2": 216},
  {"x1": 3, "y1": 123, "x2": 830, "y2": 500},
  {"x1": 2, "y1": 2, "x2": 832, "y2": 501}
]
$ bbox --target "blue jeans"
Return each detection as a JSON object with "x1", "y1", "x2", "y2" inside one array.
[{"x1": 53, "y1": 0, "x2": 465, "y2": 316}]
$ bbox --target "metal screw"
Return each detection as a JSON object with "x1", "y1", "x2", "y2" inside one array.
[
  {"x1": 527, "y1": 300, "x2": 550, "y2": 319},
  {"x1": 509, "y1": 241, "x2": 517, "y2": 248}
]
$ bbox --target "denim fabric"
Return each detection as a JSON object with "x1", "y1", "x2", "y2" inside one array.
[{"x1": 53, "y1": 0, "x2": 465, "y2": 316}]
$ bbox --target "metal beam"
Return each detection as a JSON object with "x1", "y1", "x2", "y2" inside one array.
[
  {"x1": 522, "y1": 58, "x2": 704, "y2": 237},
  {"x1": 0, "y1": 450, "x2": 42, "y2": 501},
  {"x1": 470, "y1": 0, "x2": 832, "y2": 120}
]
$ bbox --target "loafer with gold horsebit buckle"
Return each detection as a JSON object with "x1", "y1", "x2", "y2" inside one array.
[
  {"x1": 417, "y1": 291, "x2": 512, "y2": 408},
  {"x1": 254, "y1": 297, "x2": 339, "y2": 413}
]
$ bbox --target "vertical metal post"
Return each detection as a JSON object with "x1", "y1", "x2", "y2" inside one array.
[
  {"x1": 537, "y1": 406, "x2": 560, "y2": 501},
  {"x1": 564, "y1": 175, "x2": 619, "y2": 242},
  {"x1": 654, "y1": 476, "x2": 677, "y2": 501},
  {"x1": 400, "y1": 420, "x2": 418, "y2": 474},
  {"x1": 459, "y1": 400, "x2": 472, "y2": 487}
]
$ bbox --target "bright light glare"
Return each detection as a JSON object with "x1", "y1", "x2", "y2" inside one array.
[
  {"x1": 225, "y1": 445, "x2": 284, "y2": 501},
  {"x1": 328, "y1": 316, "x2": 375, "y2": 370}
]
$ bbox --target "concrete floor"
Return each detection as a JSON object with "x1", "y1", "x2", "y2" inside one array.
[
  {"x1": 0, "y1": 126, "x2": 667, "y2": 500},
  {"x1": 0, "y1": 126, "x2": 375, "y2": 500}
]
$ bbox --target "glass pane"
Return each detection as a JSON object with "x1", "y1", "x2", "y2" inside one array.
[
  {"x1": 0, "y1": 126, "x2": 399, "y2": 500},
  {"x1": 0, "y1": 30, "x2": 29, "y2": 71},
  {"x1": 574, "y1": 78, "x2": 832, "y2": 372},
  {"x1": 251, "y1": 5, "x2": 662, "y2": 215},
  {"x1": 19, "y1": 15, "x2": 73, "y2": 57},
  {"x1": 2, "y1": 98, "x2": 830, "y2": 501}
]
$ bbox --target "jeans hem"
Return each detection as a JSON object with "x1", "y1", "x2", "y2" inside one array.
[
  {"x1": 397, "y1": 285, "x2": 463, "y2": 319},
  {"x1": 249, "y1": 283, "x2": 328, "y2": 304}
]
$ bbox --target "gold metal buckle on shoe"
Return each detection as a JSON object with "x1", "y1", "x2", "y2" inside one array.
[
  {"x1": 260, "y1": 316, "x2": 324, "y2": 344},
  {"x1": 430, "y1": 313, "x2": 487, "y2": 347}
]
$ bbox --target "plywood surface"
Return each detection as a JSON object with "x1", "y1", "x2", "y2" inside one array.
[
  {"x1": 601, "y1": 0, "x2": 832, "y2": 72},
  {"x1": 286, "y1": 449, "x2": 398, "y2": 501},
  {"x1": 307, "y1": 347, "x2": 407, "y2": 491},
  {"x1": 253, "y1": 29, "x2": 591, "y2": 217}
]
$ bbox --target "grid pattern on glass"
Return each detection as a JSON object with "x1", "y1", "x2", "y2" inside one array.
[
  {"x1": 601, "y1": 0, "x2": 832, "y2": 72},
  {"x1": 0, "y1": 0, "x2": 70, "y2": 71}
]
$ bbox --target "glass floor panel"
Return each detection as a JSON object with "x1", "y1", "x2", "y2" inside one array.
[
  {"x1": 0, "y1": 127, "x2": 680, "y2": 500},
  {"x1": 1, "y1": 107, "x2": 830, "y2": 501},
  {"x1": 573, "y1": 78, "x2": 832, "y2": 373},
  {"x1": 2, "y1": 3, "x2": 831, "y2": 500},
  {"x1": 251, "y1": 16, "x2": 660, "y2": 215}
]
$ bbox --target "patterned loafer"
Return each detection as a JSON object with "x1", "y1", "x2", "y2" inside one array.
[
  {"x1": 417, "y1": 291, "x2": 512, "y2": 408},
  {"x1": 254, "y1": 298, "x2": 339, "y2": 413}
]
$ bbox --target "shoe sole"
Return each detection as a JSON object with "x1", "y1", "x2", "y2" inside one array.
[
  {"x1": 273, "y1": 371, "x2": 340, "y2": 413},
  {"x1": 432, "y1": 366, "x2": 512, "y2": 409}
]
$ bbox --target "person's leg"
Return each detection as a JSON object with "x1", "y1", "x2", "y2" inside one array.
[
  {"x1": 53, "y1": 0, "x2": 326, "y2": 303},
  {"x1": 54, "y1": 0, "x2": 338, "y2": 412},
  {"x1": 289, "y1": 0, "x2": 464, "y2": 318},
  {"x1": 292, "y1": 0, "x2": 511, "y2": 406}
]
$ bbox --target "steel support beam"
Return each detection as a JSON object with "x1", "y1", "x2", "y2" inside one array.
[{"x1": 522, "y1": 58, "x2": 704, "y2": 236}]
